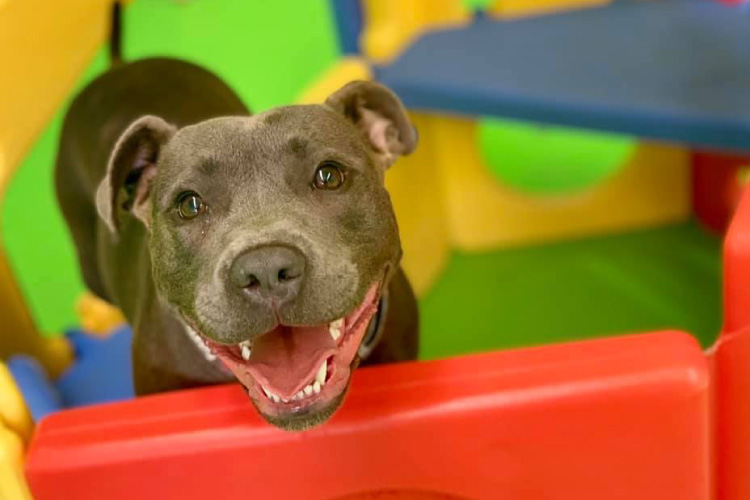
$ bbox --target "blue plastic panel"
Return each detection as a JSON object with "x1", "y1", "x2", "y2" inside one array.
[
  {"x1": 7, "y1": 356, "x2": 63, "y2": 423},
  {"x1": 375, "y1": 0, "x2": 750, "y2": 151},
  {"x1": 57, "y1": 326, "x2": 134, "y2": 408},
  {"x1": 330, "y1": 0, "x2": 363, "y2": 54}
]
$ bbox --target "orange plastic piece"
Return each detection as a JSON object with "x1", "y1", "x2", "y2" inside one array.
[
  {"x1": 489, "y1": 0, "x2": 611, "y2": 20},
  {"x1": 75, "y1": 292, "x2": 126, "y2": 336},
  {"x1": 360, "y1": 0, "x2": 471, "y2": 63},
  {"x1": 295, "y1": 57, "x2": 371, "y2": 105},
  {"x1": 0, "y1": 423, "x2": 33, "y2": 500},
  {"x1": 40, "y1": 336, "x2": 75, "y2": 379},
  {"x1": 0, "y1": 362, "x2": 33, "y2": 443},
  {"x1": 26, "y1": 330, "x2": 710, "y2": 499},
  {"x1": 0, "y1": 247, "x2": 38, "y2": 361}
]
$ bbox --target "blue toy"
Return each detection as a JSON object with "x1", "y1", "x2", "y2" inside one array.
[{"x1": 8, "y1": 325, "x2": 135, "y2": 422}]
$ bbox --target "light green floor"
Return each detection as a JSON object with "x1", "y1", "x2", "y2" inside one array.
[{"x1": 419, "y1": 221, "x2": 722, "y2": 360}]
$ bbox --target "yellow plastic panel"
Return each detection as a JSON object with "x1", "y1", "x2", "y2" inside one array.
[
  {"x1": 428, "y1": 116, "x2": 690, "y2": 251},
  {"x1": 40, "y1": 337, "x2": 74, "y2": 379},
  {"x1": 76, "y1": 292, "x2": 126, "y2": 336},
  {"x1": 0, "y1": 424, "x2": 33, "y2": 500},
  {"x1": 385, "y1": 114, "x2": 450, "y2": 296},
  {"x1": 0, "y1": 363, "x2": 32, "y2": 443},
  {"x1": 296, "y1": 58, "x2": 371, "y2": 105},
  {"x1": 489, "y1": 0, "x2": 611, "y2": 19},
  {"x1": 361, "y1": 0, "x2": 471, "y2": 63},
  {"x1": 0, "y1": 246, "x2": 37, "y2": 357},
  {"x1": 0, "y1": 0, "x2": 112, "y2": 193},
  {"x1": 0, "y1": 248, "x2": 74, "y2": 377},
  {"x1": 0, "y1": 0, "x2": 113, "y2": 366}
]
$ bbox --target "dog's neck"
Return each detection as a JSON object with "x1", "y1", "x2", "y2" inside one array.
[{"x1": 358, "y1": 292, "x2": 388, "y2": 360}]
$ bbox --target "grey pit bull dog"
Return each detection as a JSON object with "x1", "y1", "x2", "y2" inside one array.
[{"x1": 55, "y1": 58, "x2": 419, "y2": 430}]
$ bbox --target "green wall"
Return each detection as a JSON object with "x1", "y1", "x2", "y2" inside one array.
[{"x1": 2, "y1": 0, "x2": 340, "y2": 334}]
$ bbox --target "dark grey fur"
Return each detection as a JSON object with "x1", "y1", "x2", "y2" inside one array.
[{"x1": 55, "y1": 58, "x2": 419, "y2": 428}]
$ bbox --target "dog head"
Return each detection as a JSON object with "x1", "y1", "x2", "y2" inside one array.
[{"x1": 96, "y1": 81, "x2": 416, "y2": 430}]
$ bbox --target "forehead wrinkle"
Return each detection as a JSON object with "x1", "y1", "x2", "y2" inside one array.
[
  {"x1": 258, "y1": 105, "x2": 369, "y2": 148},
  {"x1": 229, "y1": 179, "x2": 295, "y2": 221},
  {"x1": 284, "y1": 136, "x2": 309, "y2": 159},
  {"x1": 198, "y1": 156, "x2": 220, "y2": 176},
  {"x1": 160, "y1": 116, "x2": 267, "y2": 181}
]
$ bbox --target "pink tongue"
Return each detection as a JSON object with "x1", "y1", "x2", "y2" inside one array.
[{"x1": 246, "y1": 325, "x2": 336, "y2": 398}]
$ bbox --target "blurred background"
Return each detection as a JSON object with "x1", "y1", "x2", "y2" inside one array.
[
  {"x1": 3, "y1": 0, "x2": 342, "y2": 337},
  {"x1": 4, "y1": 0, "x2": 750, "y2": 424},
  {"x1": 5, "y1": 0, "x2": 750, "y2": 497},
  {"x1": 4, "y1": 0, "x2": 738, "y2": 362}
]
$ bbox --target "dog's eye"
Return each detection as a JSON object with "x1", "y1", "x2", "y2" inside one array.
[
  {"x1": 313, "y1": 162, "x2": 345, "y2": 190},
  {"x1": 176, "y1": 192, "x2": 206, "y2": 220}
]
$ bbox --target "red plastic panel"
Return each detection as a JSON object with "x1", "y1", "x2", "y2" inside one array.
[
  {"x1": 26, "y1": 331, "x2": 710, "y2": 500},
  {"x1": 711, "y1": 184, "x2": 750, "y2": 500},
  {"x1": 723, "y1": 184, "x2": 750, "y2": 333},
  {"x1": 712, "y1": 326, "x2": 750, "y2": 500}
]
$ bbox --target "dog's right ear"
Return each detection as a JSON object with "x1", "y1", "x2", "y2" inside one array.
[
  {"x1": 325, "y1": 81, "x2": 417, "y2": 169},
  {"x1": 96, "y1": 116, "x2": 176, "y2": 234}
]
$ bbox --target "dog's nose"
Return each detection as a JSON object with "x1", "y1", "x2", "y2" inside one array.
[{"x1": 229, "y1": 246, "x2": 305, "y2": 301}]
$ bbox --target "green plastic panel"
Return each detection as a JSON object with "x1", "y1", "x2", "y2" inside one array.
[
  {"x1": 420, "y1": 222, "x2": 722, "y2": 360},
  {"x1": 478, "y1": 117, "x2": 636, "y2": 195}
]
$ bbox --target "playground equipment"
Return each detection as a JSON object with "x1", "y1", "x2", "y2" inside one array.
[
  {"x1": 24, "y1": 329, "x2": 713, "y2": 499},
  {"x1": 3, "y1": 0, "x2": 750, "y2": 498}
]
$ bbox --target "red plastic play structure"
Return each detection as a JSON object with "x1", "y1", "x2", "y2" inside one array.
[
  {"x1": 22, "y1": 188, "x2": 750, "y2": 499},
  {"x1": 713, "y1": 182, "x2": 750, "y2": 500}
]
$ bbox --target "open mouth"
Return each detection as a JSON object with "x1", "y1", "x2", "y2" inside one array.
[{"x1": 191, "y1": 283, "x2": 381, "y2": 427}]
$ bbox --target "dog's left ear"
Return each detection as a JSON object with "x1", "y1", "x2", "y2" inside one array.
[
  {"x1": 325, "y1": 81, "x2": 417, "y2": 168},
  {"x1": 96, "y1": 115, "x2": 176, "y2": 234}
]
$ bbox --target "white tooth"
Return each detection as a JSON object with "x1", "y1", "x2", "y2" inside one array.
[
  {"x1": 313, "y1": 381, "x2": 321, "y2": 394},
  {"x1": 261, "y1": 386, "x2": 271, "y2": 398},
  {"x1": 185, "y1": 326, "x2": 216, "y2": 362},
  {"x1": 329, "y1": 328, "x2": 340, "y2": 341},
  {"x1": 282, "y1": 398, "x2": 289, "y2": 403},
  {"x1": 271, "y1": 394, "x2": 281, "y2": 403},
  {"x1": 241, "y1": 344, "x2": 251, "y2": 360},
  {"x1": 315, "y1": 360, "x2": 327, "y2": 385},
  {"x1": 329, "y1": 319, "x2": 344, "y2": 341},
  {"x1": 304, "y1": 385, "x2": 313, "y2": 396},
  {"x1": 295, "y1": 391, "x2": 304, "y2": 400}
]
